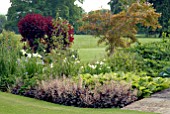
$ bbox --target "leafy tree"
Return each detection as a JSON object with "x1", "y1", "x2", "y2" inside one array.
[
  {"x1": 80, "y1": 2, "x2": 161, "y2": 55},
  {"x1": 46, "y1": 0, "x2": 84, "y2": 34},
  {"x1": 108, "y1": 0, "x2": 122, "y2": 14},
  {"x1": 109, "y1": 0, "x2": 170, "y2": 36},
  {"x1": 5, "y1": 0, "x2": 49, "y2": 33},
  {"x1": 108, "y1": 0, "x2": 146, "y2": 13},
  {"x1": 148, "y1": 0, "x2": 170, "y2": 36},
  {"x1": 5, "y1": 0, "x2": 83, "y2": 33},
  {"x1": 0, "y1": 15, "x2": 7, "y2": 33}
]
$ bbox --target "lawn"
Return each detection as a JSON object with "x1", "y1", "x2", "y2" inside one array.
[
  {"x1": 73, "y1": 35, "x2": 161, "y2": 62},
  {"x1": 0, "y1": 92, "x2": 155, "y2": 114}
]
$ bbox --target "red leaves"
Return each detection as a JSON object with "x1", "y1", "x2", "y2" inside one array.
[
  {"x1": 18, "y1": 13, "x2": 74, "y2": 52},
  {"x1": 18, "y1": 13, "x2": 50, "y2": 39}
]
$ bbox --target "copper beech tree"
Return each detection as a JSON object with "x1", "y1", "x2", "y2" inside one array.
[{"x1": 80, "y1": 2, "x2": 161, "y2": 55}]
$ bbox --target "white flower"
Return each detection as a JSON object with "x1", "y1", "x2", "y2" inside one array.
[
  {"x1": 20, "y1": 49, "x2": 26, "y2": 55},
  {"x1": 37, "y1": 54, "x2": 42, "y2": 58},
  {"x1": 75, "y1": 60, "x2": 80, "y2": 64},
  {"x1": 27, "y1": 53, "x2": 32, "y2": 58},
  {"x1": 80, "y1": 66, "x2": 84, "y2": 69},
  {"x1": 50, "y1": 63, "x2": 54, "y2": 68},
  {"x1": 96, "y1": 61, "x2": 99, "y2": 64},
  {"x1": 100, "y1": 61, "x2": 104, "y2": 65},
  {"x1": 33, "y1": 53, "x2": 42, "y2": 58},
  {"x1": 88, "y1": 64, "x2": 91, "y2": 67},
  {"x1": 63, "y1": 58, "x2": 67, "y2": 63},
  {"x1": 71, "y1": 55, "x2": 75, "y2": 58},
  {"x1": 91, "y1": 65, "x2": 97, "y2": 69},
  {"x1": 32, "y1": 53, "x2": 37, "y2": 57}
]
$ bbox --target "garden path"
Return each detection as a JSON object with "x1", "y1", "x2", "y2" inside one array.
[{"x1": 122, "y1": 88, "x2": 170, "y2": 114}]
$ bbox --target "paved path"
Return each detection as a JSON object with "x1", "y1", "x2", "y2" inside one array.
[{"x1": 122, "y1": 88, "x2": 170, "y2": 114}]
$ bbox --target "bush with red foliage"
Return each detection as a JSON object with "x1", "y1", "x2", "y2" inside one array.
[{"x1": 18, "y1": 13, "x2": 74, "y2": 53}]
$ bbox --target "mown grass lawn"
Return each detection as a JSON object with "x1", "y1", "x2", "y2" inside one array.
[{"x1": 0, "y1": 92, "x2": 155, "y2": 114}]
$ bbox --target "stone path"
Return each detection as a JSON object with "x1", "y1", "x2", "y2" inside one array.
[{"x1": 122, "y1": 88, "x2": 170, "y2": 114}]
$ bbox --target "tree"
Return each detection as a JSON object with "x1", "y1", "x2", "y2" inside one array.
[
  {"x1": 0, "y1": 15, "x2": 7, "y2": 33},
  {"x1": 5, "y1": 0, "x2": 83, "y2": 33},
  {"x1": 109, "y1": 0, "x2": 170, "y2": 36},
  {"x1": 80, "y1": 2, "x2": 161, "y2": 55},
  {"x1": 5, "y1": 0, "x2": 49, "y2": 33},
  {"x1": 108, "y1": 0, "x2": 146, "y2": 14},
  {"x1": 148, "y1": 0, "x2": 170, "y2": 36},
  {"x1": 46, "y1": 0, "x2": 84, "y2": 34},
  {"x1": 108, "y1": 0, "x2": 121, "y2": 14}
]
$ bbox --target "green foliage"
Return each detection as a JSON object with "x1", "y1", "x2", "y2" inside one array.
[
  {"x1": 148, "y1": 0, "x2": 170, "y2": 35},
  {"x1": 0, "y1": 15, "x2": 7, "y2": 33},
  {"x1": 106, "y1": 50, "x2": 144, "y2": 72},
  {"x1": 79, "y1": 72, "x2": 170, "y2": 98},
  {"x1": 18, "y1": 56, "x2": 45, "y2": 79},
  {"x1": 129, "y1": 37, "x2": 170, "y2": 76},
  {"x1": 46, "y1": 49, "x2": 81, "y2": 77},
  {"x1": 6, "y1": 0, "x2": 83, "y2": 33},
  {"x1": 0, "y1": 31, "x2": 21, "y2": 91}
]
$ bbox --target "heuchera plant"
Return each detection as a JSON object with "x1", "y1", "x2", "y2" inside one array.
[{"x1": 18, "y1": 13, "x2": 74, "y2": 53}]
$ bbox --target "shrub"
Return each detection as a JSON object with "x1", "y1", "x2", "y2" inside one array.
[
  {"x1": 18, "y1": 13, "x2": 74, "y2": 53},
  {"x1": 34, "y1": 78, "x2": 137, "y2": 108},
  {"x1": 18, "y1": 14, "x2": 49, "y2": 41},
  {"x1": 105, "y1": 50, "x2": 144, "y2": 73},
  {"x1": 129, "y1": 39, "x2": 170, "y2": 76}
]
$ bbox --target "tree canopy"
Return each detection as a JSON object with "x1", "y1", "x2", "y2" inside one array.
[
  {"x1": 5, "y1": 0, "x2": 83, "y2": 33},
  {"x1": 109, "y1": 0, "x2": 170, "y2": 36},
  {"x1": 0, "y1": 15, "x2": 7, "y2": 33},
  {"x1": 148, "y1": 0, "x2": 170, "y2": 35}
]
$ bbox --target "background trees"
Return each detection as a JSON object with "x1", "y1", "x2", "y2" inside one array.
[
  {"x1": 5, "y1": 0, "x2": 83, "y2": 33},
  {"x1": 148, "y1": 0, "x2": 170, "y2": 36},
  {"x1": 108, "y1": 0, "x2": 170, "y2": 36},
  {"x1": 0, "y1": 15, "x2": 7, "y2": 33}
]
